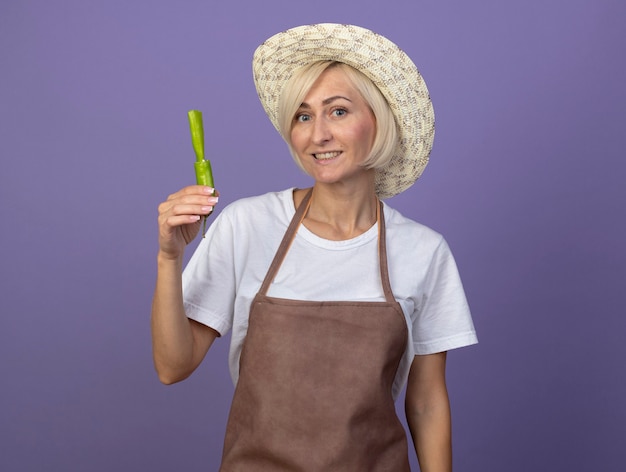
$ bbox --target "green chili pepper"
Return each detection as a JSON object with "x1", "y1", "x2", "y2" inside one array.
[{"x1": 188, "y1": 110, "x2": 214, "y2": 238}]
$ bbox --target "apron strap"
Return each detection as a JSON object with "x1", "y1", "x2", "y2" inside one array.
[
  {"x1": 377, "y1": 200, "x2": 396, "y2": 303},
  {"x1": 258, "y1": 189, "x2": 313, "y2": 296},
  {"x1": 258, "y1": 189, "x2": 396, "y2": 303}
]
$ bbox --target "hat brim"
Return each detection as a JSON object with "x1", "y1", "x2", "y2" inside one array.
[{"x1": 253, "y1": 23, "x2": 435, "y2": 199}]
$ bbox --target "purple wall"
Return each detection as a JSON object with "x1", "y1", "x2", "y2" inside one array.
[{"x1": 1, "y1": 1, "x2": 624, "y2": 470}]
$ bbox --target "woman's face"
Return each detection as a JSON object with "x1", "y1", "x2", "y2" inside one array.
[{"x1": 290, "y1": 66, "x2": 376, "y2": 190}]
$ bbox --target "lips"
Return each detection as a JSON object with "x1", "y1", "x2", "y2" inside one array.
[{"x1": 313, "y1": 151, "x2": 341, "y2": 160}]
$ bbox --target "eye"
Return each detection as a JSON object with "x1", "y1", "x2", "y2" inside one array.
[
  {"x1": 295, "y1": 113, "x2": 311, "y2": 123},
  {"x1": 331, "y1": 108, "x2": 347, "y2": 117}
]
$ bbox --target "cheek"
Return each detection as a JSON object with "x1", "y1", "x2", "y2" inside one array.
[
  {"x1": 290, "y1": 127, "x2": 305, "y2": 151},
  {"x1": 353, "y1": 120, "x2": 376, "y2": 150}
]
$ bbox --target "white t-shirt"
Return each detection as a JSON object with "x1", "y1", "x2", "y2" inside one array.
[{"x1": 182, "y1": 189, "x2": 477, "y2": 399}]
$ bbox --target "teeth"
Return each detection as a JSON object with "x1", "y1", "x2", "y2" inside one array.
[{"x1": 314, "y1": 151, "x2": 340, "y2": 160}]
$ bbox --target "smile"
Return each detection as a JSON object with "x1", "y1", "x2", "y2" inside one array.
[{"x1": 313, "y1": 151, "x2": 341, "y2": 160}]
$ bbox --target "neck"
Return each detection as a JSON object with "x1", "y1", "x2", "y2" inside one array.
[{"x1": 295, "y1": 182, "x2": 379, "y2": 241}]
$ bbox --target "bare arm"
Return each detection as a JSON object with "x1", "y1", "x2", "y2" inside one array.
[
  {"x1": 151, "y1": 185, "x2": 220, "y2": 384},
  {"x1": 405, "y1": 352, "x2": 452, "y2": 472}
]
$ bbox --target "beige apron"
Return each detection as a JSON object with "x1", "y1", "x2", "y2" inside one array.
[{"x1": 220, "y1": 190, "x2": 410, "y2": 471}]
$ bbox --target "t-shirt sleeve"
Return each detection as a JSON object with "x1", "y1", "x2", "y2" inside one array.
[
  {"x1": 412, "y1": 237, "x2": 478, "y2": 354},
  {"x1": 182, "y1": 211, "x2": 237, "y2": 336}
]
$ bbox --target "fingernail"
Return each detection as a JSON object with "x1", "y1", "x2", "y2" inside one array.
[{"x1": 203, "y1": 186, "x2": 215, "y2": 194}]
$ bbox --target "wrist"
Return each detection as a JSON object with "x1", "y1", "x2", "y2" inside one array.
[{"x1": 157, "y1": 250, "x2": 184, "y2": 269}]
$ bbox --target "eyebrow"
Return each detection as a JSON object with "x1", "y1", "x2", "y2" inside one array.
[{"x1": 298, "y1": 95, "x2": 353, "y2": 109}]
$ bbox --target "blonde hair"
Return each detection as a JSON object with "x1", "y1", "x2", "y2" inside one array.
[{"x1": 278, "y1": 61, "x2": 398, "y2": 173}]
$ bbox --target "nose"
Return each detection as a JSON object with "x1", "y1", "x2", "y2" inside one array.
[{"x1": 312, "y1": 117, "x2": 332, "y2": 145}]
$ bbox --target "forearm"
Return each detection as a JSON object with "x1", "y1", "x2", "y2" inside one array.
[
  {"x1": 406, "y1": 394, "x2": 452, "y2": 472},
  {"x1": 405, "y1": 352, "x2": 452, "y2": 472},
  {"x1": 151, "y1": 253, "x2": 197, "y2": 384}
]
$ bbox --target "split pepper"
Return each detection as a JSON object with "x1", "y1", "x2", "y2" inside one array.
[{"x1": 187, "y1": 110, "x2": 214, "y2": 238}]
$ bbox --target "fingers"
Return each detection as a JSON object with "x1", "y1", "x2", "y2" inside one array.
[
  {"x1": 165, "y1": 185, "x2": 217, "y2": 207},
  {"x1": 156, "y1": 186, "x2": 221, "y2": 257},
  {"x1": 159, "y1": 186, "x2": 220, "y2": 220},
  {"x1": 167, "y1": 185, "x2": 217, "y2": 201},
  {"x1": 158, "y1": 212, "x2": 201, "y2": 231},
  {"x1": 158, "y1": 198, "x2": 218, "y2": 220}
]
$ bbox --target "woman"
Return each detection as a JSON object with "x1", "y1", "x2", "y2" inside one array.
[{"x1": 152, "y1": 24, "x2": 477, "y2": 471}]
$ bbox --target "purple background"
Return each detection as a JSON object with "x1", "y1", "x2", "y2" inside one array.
[{"x1": 1, "y1": 0, "x2": 625, "y2": 470}]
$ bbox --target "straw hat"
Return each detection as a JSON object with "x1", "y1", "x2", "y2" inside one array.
[{"x1": 252, "y1": 23, "x2": 435, "y2": 199}]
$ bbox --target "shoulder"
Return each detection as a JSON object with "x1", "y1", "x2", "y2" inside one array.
[
  {"x1": 218, "y1": 188, "x2": 295, "y2": 225},
  {"x1": 382, "y1": 203, "x2": 445, "y2": 253},
  {"x1": 193, "y1": 189, "x2": 296, "y2": 263}
]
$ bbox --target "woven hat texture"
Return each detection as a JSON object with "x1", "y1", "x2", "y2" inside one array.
[{"x1": 253, "y1": 23, "x2": 435, "y2": 199}]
